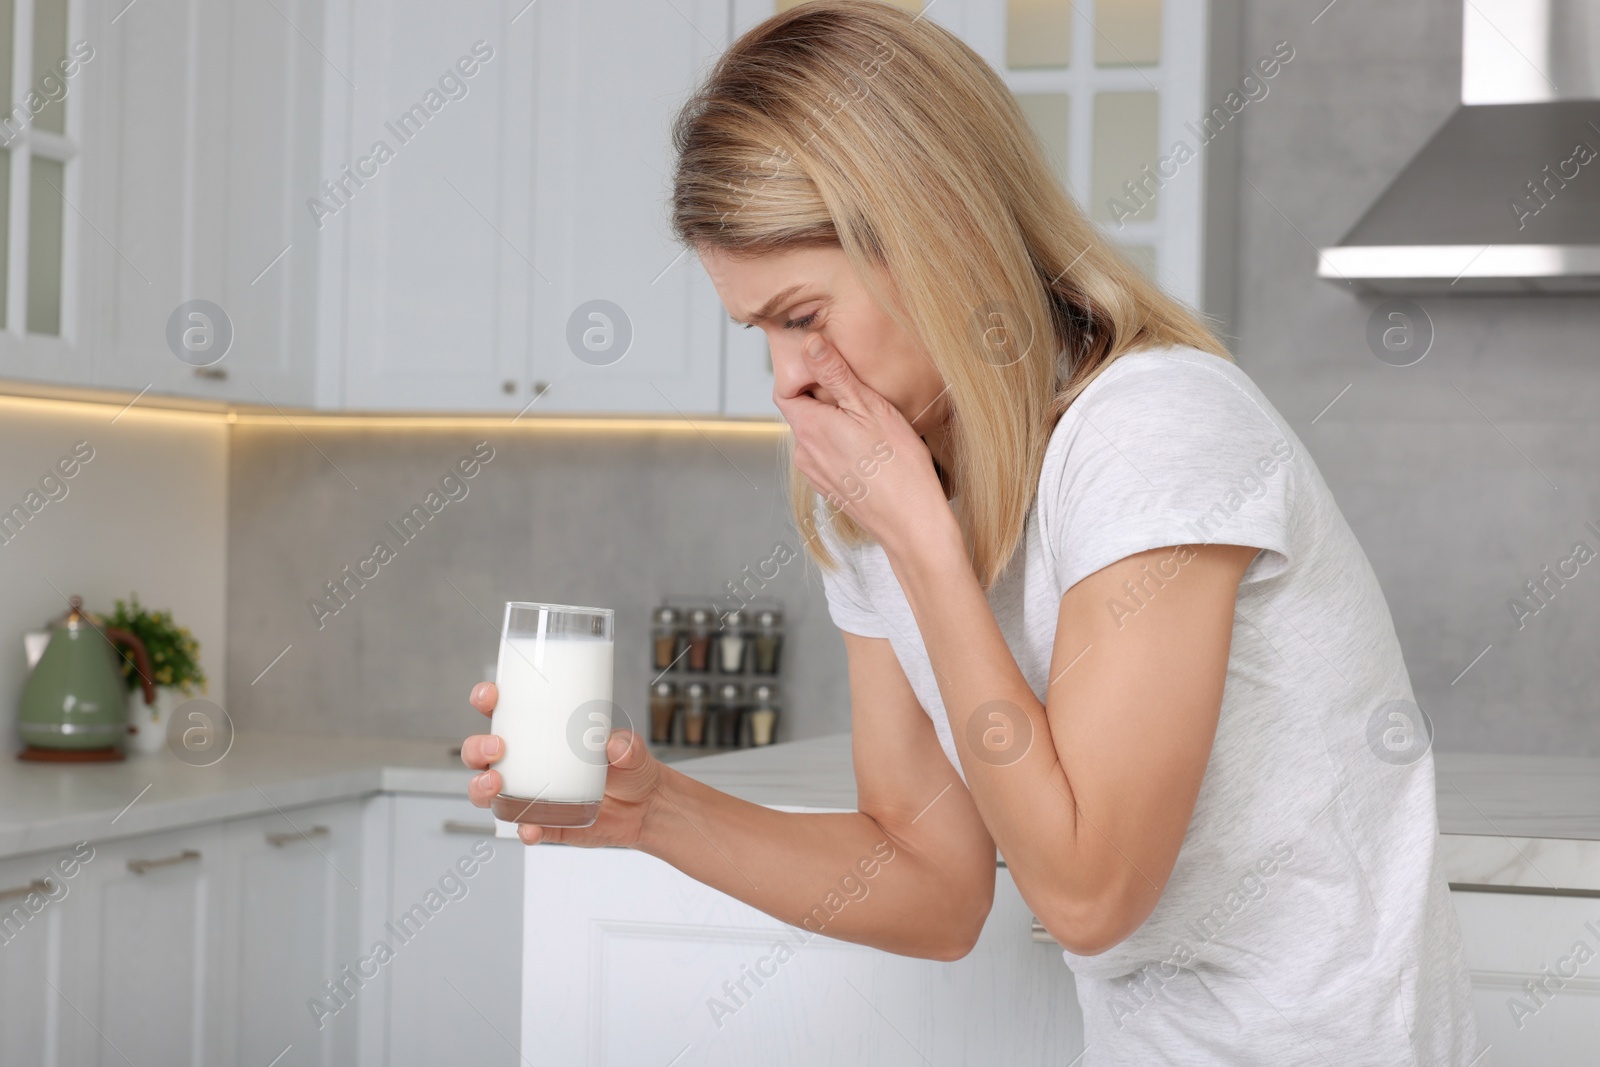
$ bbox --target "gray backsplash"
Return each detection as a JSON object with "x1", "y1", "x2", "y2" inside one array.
[
  {"x1": 227, "y1": 426, "x2": 850, "y2": 745},
  {"x1": 1232, "y1": 0, "x2": 1600, "y2": 755},
  {"x1": 228, "y1": 0, "x2": 1600, "y2": 756}
]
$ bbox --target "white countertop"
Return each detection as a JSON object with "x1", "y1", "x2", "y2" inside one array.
[
  {"x1": 3, "y1": 732, "x2": 1598, "y2": 891},
  {"x1": 0, "y1": 733, "x2": 472, "y2": 860}
]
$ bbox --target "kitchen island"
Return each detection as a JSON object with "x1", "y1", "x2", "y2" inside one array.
[{"x1": 523, "y1": 734, "x2": 1600, "y2": 1067}]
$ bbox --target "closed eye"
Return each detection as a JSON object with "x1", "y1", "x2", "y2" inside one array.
[{"x1": 741, "y1": 311, "x2": 819, "y2": 331}]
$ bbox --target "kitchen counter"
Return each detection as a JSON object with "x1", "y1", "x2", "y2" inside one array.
[
  {"x1": 0, "y1": 733, "x2": 473, "y2": 860},
  {"x1": 3, "y1": 732, "x2": 1598, "y2": 892}
]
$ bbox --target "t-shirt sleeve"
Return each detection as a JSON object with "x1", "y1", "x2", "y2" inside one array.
[
  {"x1": 813, "y1": 508, "x2": 893, "y2": 639},
  {"x1": 1041, "y1": 352, "x2": 1298, "y2": 594}
]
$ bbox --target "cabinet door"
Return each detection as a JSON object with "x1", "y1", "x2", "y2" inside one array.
[
  {"x1": 335, "y1": 0, "x2": 536, "y2": 412},
  {"x1": 383, "y1": 795, "x2": 523, "y2": 1067},
  {"x1": 0, "y1": 844, "x2": 94, "y2": 1064},
  {"x1": 1453, "y1": 889, "x2": 1600, "y2": 1066},
  {"x1": 66, "y1": 823, "x2": 221, "y2": 1067},
  {"x1": 521, "y1": 845, "x2": 1083, "y2": 1065},
  {"x1": 217, "y1": 801, "x2": 366, "y2": 1067},
  {"x1": 85, "y1": 0, "x2": 321, "y2": 405},
  {"x1": 0, "y1": 0, "x2": 95, "y2": 389},
  {"x1": 528, "y1": 0, "x2": 727, "y2": 416}
]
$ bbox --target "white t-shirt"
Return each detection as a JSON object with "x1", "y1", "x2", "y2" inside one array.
[{"x1": 816, "y1": 346, "x2": 1480, "y2": 1065}]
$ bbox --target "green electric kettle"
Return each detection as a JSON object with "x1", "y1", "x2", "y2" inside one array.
[{"x1": 17, "y1": 596, "x2": 155, "y2": 762}]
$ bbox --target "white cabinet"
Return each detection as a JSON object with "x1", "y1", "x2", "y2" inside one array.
[
  {"x1": 333, "y1": 0, "x2": 537, "y2": 412},
  {"x1": 380, "y1": 795, "x2": 522, "y2": 1067},
  {"x1": 0, "y1": 799, "x2": 364, "y2": 1067},
  {"x1": 526, "y1": 0, "x2": 727, "y2": 416},
  {"x1": 83, "y1": 0, "x2": 322, "y2": 406},
  {"x1": 0, "y1": 839, "x2": 98, "y2": 1065},
  {"x1": 1453, "y1": 889, "x2": 1600, "y2": 1066},
  {"x1": 63, "y1": 822, "x2": 223, "y2": 1067},
  {"x1": 521, "y1": 845, "x2": 1083, "y2": 1064},
  {"x1": 330, "y1": 0, "x2": 730, "y2": 415},
  {"x1": 4, "y1": 0, "x2": 1233, "y2": 416},
  {"x1": 211, "y1": 801, "x2": 366, "y2": 1067}
]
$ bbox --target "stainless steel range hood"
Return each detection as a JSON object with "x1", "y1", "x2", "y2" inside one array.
[{"x1": 1318, "y1": 0, "x2": 1600, "y2": 293}]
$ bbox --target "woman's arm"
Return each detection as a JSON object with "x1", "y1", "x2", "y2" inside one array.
[
  {"x1": 888, "y1": 528, "x2": 1257, "y2": 956},
  {"x1": 635, "y1": 631, "x2": 997, "y2": 960},
  {"x1": 462, "y1": 634, "x2": 998, "y2": 961}
]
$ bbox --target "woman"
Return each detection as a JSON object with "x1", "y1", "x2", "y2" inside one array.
[{"x1": 461, "y1": 3, "x2": 1480, "y2": 1062}]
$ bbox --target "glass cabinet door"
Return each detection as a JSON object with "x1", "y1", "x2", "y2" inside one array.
[{"x1": 994, "y1": 0, "x2": 1210, "y2": 308}]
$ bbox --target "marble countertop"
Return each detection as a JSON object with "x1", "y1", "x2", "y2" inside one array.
[{"x1": 3, "y1": 732, "x2": 1598, "y2": 891}]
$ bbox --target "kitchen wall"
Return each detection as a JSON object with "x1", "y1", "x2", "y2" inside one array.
[
  {"x1": 1232, "y1": 0, "x2": 1600, "y2": 754},
  {"x1": 226, "y1": 424, "x2": 852, "y2": 743},
  {"x1": 0, "y1": 401, "x2": 228, "y2": 738},
  {"x1": 224, "y1": 0, "x2": 1600, "y2": 756}
]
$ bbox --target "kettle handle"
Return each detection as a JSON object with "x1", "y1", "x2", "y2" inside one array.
[{"x1": 103, "y1": 627, "x2": 157, "y2": 706}]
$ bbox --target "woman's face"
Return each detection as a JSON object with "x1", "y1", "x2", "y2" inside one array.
[{"x1": 699, "y1": 244, "x2": 949, "y2": 435}]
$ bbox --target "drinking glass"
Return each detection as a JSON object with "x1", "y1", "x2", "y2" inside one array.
[{"x1": 490, "y1": 602, "x2": 615, "y2": 827}]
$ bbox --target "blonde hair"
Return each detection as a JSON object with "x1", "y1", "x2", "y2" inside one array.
[{"x1": 670, "y1": 0, "x2": 1229, "y2": 587}]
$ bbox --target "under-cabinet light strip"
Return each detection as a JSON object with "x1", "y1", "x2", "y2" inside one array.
[{"x1": 0, "y1": 392, "x2": 789, "y2": 434}]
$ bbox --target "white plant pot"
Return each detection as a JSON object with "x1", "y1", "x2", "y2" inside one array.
[{"x1": 126, "y1": 687, "x2": 180, "y2": 755}]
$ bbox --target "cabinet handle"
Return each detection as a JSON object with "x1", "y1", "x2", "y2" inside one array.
[
  {"x1": 127, "y1": 849, "x2": 201, "y2": 875},
  {"x1": 1030, "y1": 916, "x2": 1058, "y2": 945},
  {"x1": 531, "y1": 380, "x2": 549, "y2": 397},
  {"x1": 266, "y1": 825, "x2": 330, "y2": 848},
  {"x1": 442, "y1": 820, "x2": 496, "y2": 837},
  {"x1": 193, "y1": 366, "x2": 228, "y2": 381},
  {"x1": 0, "y1": 878, "x2": 52, "y2": 901},
  {"x1": 502, "y1": 379, "x2": 517, "y2": 394}
]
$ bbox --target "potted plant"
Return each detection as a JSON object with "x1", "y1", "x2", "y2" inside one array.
[{"x1": 106, "y1": 595, "x2": 207, "y2": 755}]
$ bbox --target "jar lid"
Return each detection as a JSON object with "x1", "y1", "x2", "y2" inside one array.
[
  {"x1": 652, "y1": 606, "x2": 679, "y2": 625},
  {"x1": 717, "y1": 682, "x2": 743, "y2": 700},
  {"x1": 651, "y1": 680, "x2": 676, "y2": 697},
  {"x1": 755, "y1": 609, "x2": 782, "y2": 627},
  {"x1": 722, "y1": 609, "x2": 744, "y2": 627},
  {"x1": 685, "y1": 681, "x2": 709, "y2": 697},
  {"x1": 751, "y1": 683, "x2": 777, "y2": 702},
  {"x1": 688, "y1": 607, "x2": 713, "y2": 625}
]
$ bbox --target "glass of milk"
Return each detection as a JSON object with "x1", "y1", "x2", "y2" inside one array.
[{"x1": 489, "y1": 602, "x2": 615, "y2": 827}]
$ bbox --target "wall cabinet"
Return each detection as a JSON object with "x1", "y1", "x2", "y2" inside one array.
[
  {"x1": 85, "y1": 0, "x2": 324, "y2": 408},
  {"x1": 333, "y1": 0, "x2": 537, "y2": 413},
  {"x1": 520, "y1": 845, "x2": 1084, "y2": 1064},
  {"x1": 1, "y1": 0, "x2": 1230, "y2": 416}
]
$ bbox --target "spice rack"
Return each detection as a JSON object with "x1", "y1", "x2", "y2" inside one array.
[{"x1": 648, "y1": 597, "x2": 784, "y2": 751}]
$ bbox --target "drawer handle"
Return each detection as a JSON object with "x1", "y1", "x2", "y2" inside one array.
[
  {"x1": 0, "y1": 878, "x2": 52, "y2": 901},
  {"x1": 266, "y1": 825, "x2": 330, "y2": 848},
  {"x1": 442, "y1": 820, "x2": 496, "y2": 837},
  {"x1": 128, "y1": 849, "x2": 201, "y2": 875},
  {"x1": 1030, "y1": 916, "x2": 1058, "y2": 945}
]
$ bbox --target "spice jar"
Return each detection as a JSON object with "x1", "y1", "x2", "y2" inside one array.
[
  {"x1": 651, "y1": 606, "x2": 683, "y2": 671},
  {"x1": 648, "y1": 680, "x2": 678, "y2": 744},
  {"x1": 718, "y1": 609, "x2": 748, "y2": 674},
  {"x1": 713, "y1": 682, "x2": 744, "y2": 747},
  {"x1": 752, "y1": 609, "x2": 783, "y2": 675},
  {"x1": 748, "y1": 683, "x2": 779, "y2": 746},
  {"x1": 682, "y1": 682, "x2": 710, "y2": 746},
  {"x1": 685, "y1": 608, "x2": 714, "y2": 672}
]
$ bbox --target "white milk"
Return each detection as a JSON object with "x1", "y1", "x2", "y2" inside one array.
[{"x1": 491, "y1": 634, "x2": 614, "y2": 804}]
